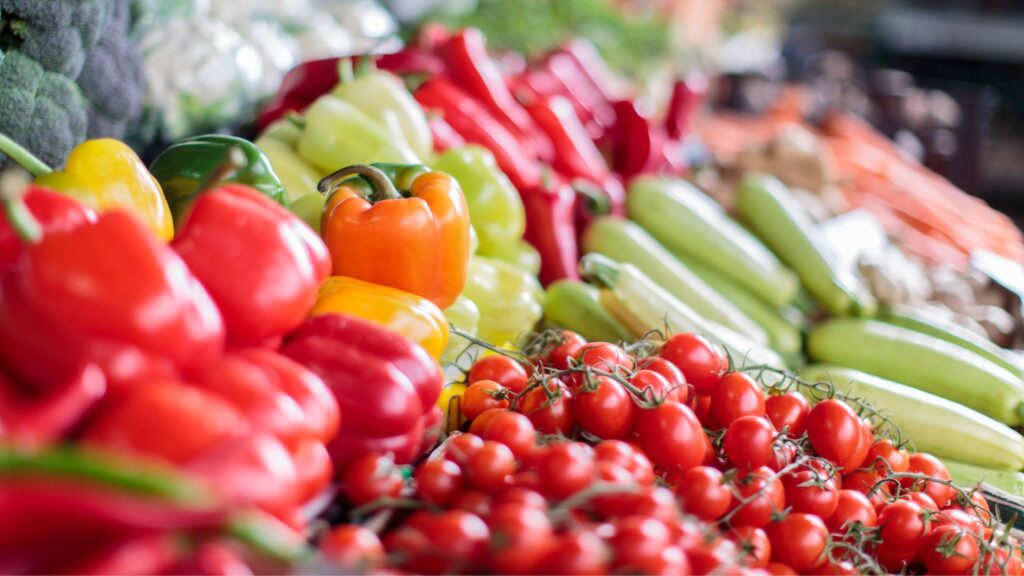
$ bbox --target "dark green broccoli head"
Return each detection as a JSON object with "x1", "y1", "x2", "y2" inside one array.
[
  {"x1": 0, "y1": 0, "x2": 112, "y2": 78},
  {"x1": 78, "y1": 0, "x2": 144, "y2": 138}
]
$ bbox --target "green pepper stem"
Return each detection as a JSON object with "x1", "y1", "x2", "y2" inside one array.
[
  {"x1": 0, "y1": 133, "x2": 53, "y2": 177},
  {"x1": 338, "y1": 58, "x2": 355, "y2": 84},
  {"x1": 578, "y1": 253, "x2": 621, "y2": 289},
  {"x1": 0, "y1": 170, "x2": 43, "y2": 244},
  {"x1": 572, "y1": 179, "x2": 612, "y2": 216},
  {"x1": 355, "y1": 55, "x2": 377, "y2": 77},
  {"x1": 317, "y1": 164, "x2": 403, "y2": 203}
]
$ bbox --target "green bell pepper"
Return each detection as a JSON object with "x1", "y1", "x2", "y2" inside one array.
[
  {"x1": 433, "y1": 146, "x2": 526, "y2": 257},
  {"x1": 150, "y1": 134, "x2": 288, "y2": 225},
  {"x1": 462, "y1": 255, "x2": 544, "y2": 346},
  {"x1": 296, "y1": 95, "x2": 420, "y2": 174},
  {"x1": 332, "y1": 60, "x2": 434, "y2": 160}
]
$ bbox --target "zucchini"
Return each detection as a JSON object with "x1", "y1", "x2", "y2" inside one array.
[
  {"x1": 735, "y1": 173, "x2": 876, "y2": 317},
  {"x1": 626, "y1": 176, "x2": 799, "y2": 308},
  {"x1": 807, "y1": 318, "x2": 1024, "y2": 425},
  {"x1": 580, "y1": 253, "x2": 787, "y2": 371},
  {"x1": 798, "y1": 365, "x2": 1024, "y2": 470},
  {"x1": 881, "y1": 304, "x2": 1024, "y2": 381},
  {"x1": 582, "y1": 217, "x2": 768, "y2": 344},
  {"x1": 543, "y1": 280, "x2": 633, "y2": 343},
  {"x1": 942, "y1": 459, "x2": 1024, "y2": 496}
]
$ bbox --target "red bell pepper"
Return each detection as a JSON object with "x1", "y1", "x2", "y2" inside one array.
[
  {"x1": 0, "y1": 364, "x2": 106, "y2": 448},
  {"x1": 0, "y1": 185, "x2": 95, "y2": 268},
  {"x1": 520, "y1": 179, "x2": 580, "y2": 286},
  {"x1": 281, "y1": 314, "x2": 443, "y2": 468},
  {"x1": 172, "y1": 184, "x2": 330, "y2": 346},
  {"x1": 441, "y1": 28, "x2": 554, "y2": 163},
  {"x1": 0, "y1": 182, "x2": 225, "y2": 391},
  {"x1": 415, "y1": 77, "x2": 541, "y2": 189}
]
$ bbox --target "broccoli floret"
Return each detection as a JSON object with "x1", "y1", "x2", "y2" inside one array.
[
  {"x1": 78, "y1": 0, "x2": 144, "y2": 138},
  {"x1": 0, "y1": 0, "x2": 112, "y2": 78},
  {"x1": 0, "y1": 50, "x2": 87, "y2": 168}
]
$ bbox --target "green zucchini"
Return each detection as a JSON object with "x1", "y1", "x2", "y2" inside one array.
[
  {"x1": 735, "y1": 173, "x2": 876, "y2": 317},
  {"x1": 580, "y1": 253, "x2": 787, "y2": 372},
  {"x1": 807, "y1": 318, "x2": 1024, "y2": 425},
  {"x1": 798, "y1": 365, "x2": 1024, "y2": 470},
  {"x1": 543, "y1": 280, "x2": 633, "y2": 343},
  {"x1": 626, "y1": 176, "x2": 799, "y2": 308},
  {"x1": 942, "y1": 459, "x2": 1024, "y2": 496},
  {"x1": 582, "y1": 217, "x2": 768, "y2": 344}
]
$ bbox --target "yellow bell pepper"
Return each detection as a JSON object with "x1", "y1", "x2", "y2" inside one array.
[
  {"x1": 35, "y1": 140, "x2": 174, "y2": 241},
  {"x1": 310, "y1": 276, "x2": 449, "y2": 359},
  {"x1": 437, "y1": 382, "x2": 468, "y2": 433}
]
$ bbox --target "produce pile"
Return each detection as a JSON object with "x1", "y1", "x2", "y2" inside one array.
[{"x1": 0, "y1": 17, "x2": 1023, "y2": 576}]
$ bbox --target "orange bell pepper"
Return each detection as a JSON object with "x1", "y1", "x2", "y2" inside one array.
[{"x1": 319, "y1": 163, "x2": 471, "y2": 309}]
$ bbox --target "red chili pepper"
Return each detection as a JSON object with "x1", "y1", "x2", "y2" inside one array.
[
  {"x1": 441, "y1": 28, "x2": 554, "y2": 162},
  {"x1": 427, "y1": 114, "x2": 466, "y2": 152},
  {"x1": 556, "y1": 38, "x2": 622, "y2": 109},
  {"x1": 172, "y1": 184, "x2": 330, "y2": 346},
  {"x1": 0, "y1": 185, "x2": 225, "y2": 390},
  {"x1": 665, "y1": 73, "x2": 708, "y2": 140},
  {"x1": 538, "y1": 51, "x2": 618, "y2": 138},
  {"x1": 526, "y1": 95, "x2": 609, "y2": 183},
  {"x1": 0, "y1": 185, "x2": 95, "y2": 268},
  {"x1": 520, "y1": 179, "x2": 580, "y2": 286},
  {"x1": 281, "y1": 314, "x2": 443, "y2": 467},
  {"x1": 0, "y1": 364, "x2": 106, "y2": 448},
  {"x1": 606, "y1": 99, "x2": 686, "y2": 183},
  {"x1": 415, "y1": 77, "x2": 541, "y2": 189}
]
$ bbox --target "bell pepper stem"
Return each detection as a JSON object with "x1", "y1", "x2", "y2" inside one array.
[
  {"x1": 317, "y1": 164, "x2": 403, "y2": 203},
  {"x1": 0, "y1": 170, "x2": 43, "y2": 244},
  {"x1": 0, "y1": 133, "x2": 52, "y2": 177},
  {"x1": 338, "y1": 58, "x2": 356, "y2": 84},
  {"x1": 355, "y1": 55, "x2": 377, "y2": 76}
]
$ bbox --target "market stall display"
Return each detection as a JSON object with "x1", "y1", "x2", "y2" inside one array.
[{"x1": 2, "y1": 3, "x2": 1024, "y2": 574}]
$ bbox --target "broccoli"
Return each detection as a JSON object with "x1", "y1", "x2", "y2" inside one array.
[{"x1": 0, "y1": 0, "x2": 145, "y2": 169}]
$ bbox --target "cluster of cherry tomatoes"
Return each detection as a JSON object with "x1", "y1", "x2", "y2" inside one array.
[{"x1": 316, "y1": 331, "x2": 1022, "y2": 575}]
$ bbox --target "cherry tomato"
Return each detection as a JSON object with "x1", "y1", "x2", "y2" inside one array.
[
  {"x1": 495, "y1": 486, "x2": 547, "y2": 510},
  {"x1": 907, "y1": 491, "x2": 939, "y2": 511},
  {"x1": 826, "y1": 489, "x2": 877, "y2": 533},
  {"x1": 728, "y1": 466, "x2": 785, "y2": 528},
  {"x1": 568, "y1": 343, "x2": 635, "y2": 389},
  {"x1": 461, "y1": 380, "x2": 511, "y2": 420},
  {"x1": 728, "y1": 526, "x2": 772, "y2": 568},
  {"x1": 535, "y1": 442, "x2": 595, "y2": 500},
  {"x1": 765, "y1": 391, "x2": 809, "y2": 436},
  {"x1": 537, "y1": 530, "x2": 609, "y2": 575},
  {"x1": 637, "y1": 357, "x2": 688, "y2": 402},
  {"x1": 841, "y1": 469, "x2": 885, "y2": 497},
  {"x1": 659, "y1": 333, "x2": 726, "y2": 395},
  {"x1": 444, "y1": 433, "x2": 484, "y2": 465},
  {"x1": 632, "y1": 368, "x2": 685, "y2": 405},
  {"x1": 320, "y1": 525, "x2": 384, "y2": 571},
  {"x1": 920, "y1": 525, "x2": 980, "y2": 575},
  {"x1": 765, "y1": 513, "x2": 828, "y2": 572},
  {"x1": 876, "y1": 500, "x2": 927, "y2": 558},
  {"x1": 480, "y1": 410, "x2": 536, "y2": 457},
  {"x1": 865, "y1": 439, "x2": 909, "y2": 474},
  {"x1": 342, "y1": 453, "x2": 403, "y2": 506},
  {"x1": 902, "y1": 452, "x2": 953, "y2": 507},
  {"x1": 686, "y1": 536, "x2": 738, "y2": 575},
  {"x1": 450, "y1": 490, "x2": 492, "y2": 518},
  {"x1": 518, "y1": 381, "x2": 574, "y2": 435},
  {"x1": 784, "y1": 469, "x2": 839, "y2": 519},
  {"x1": 547, "y1": 331, "x2": 587, "y2": 370},
  {"x1": 467, "y1": 407, "x2": 505, "y2": 436},
  {"x1": 595, "y1": 440, "x2": 654, "y2": 485},
  {"x1": 677, "y1": 466, "x2": 732, "y2": 521},
  {"x1": 805, "y1": 399, "x2": 861, "y2": 470},
  {"x1": 813, "y1": 558, "x2": 858, "y2": 575},
  {"x1": 981, "y1": 546, "x2": 1023, "y2": 576},
  {"x1": 610, "y1": 516, "x2": 674, "y2": 572},
  {"x1": 723, "y1": 415, "x2": 776, "y2": 470},
  {"x1": 691, "y1": 394, "x2": 712, "y2": 425},
  {"x1": 465, "y1": 441, "x2": 516, "y2": 491},
  {"x1": 486, "y1": 503, "x2": 554, "y2": 574},
  {"x1": 635, "y1": 402, "x2": 705, "y2": 472},
  {"x1": 414, "y1": 458, "x2": 462, "y2": 506},
  {"x1": 708, "y1": 372, "x2": 765, "y2": 429},
  {"x1": 469, "y1": 355, "x2": 529, "y2": 394},
  {"x1": 766, "y1": 562, "x2": 798, "y2": 575},
  {"x1": 933, "y1": 508, "x2": 986, "y2": 537},
  {"x1": 574, "y1": 376, "x2": 636, "y2": 439},
  {"x1": 844, "y1": 420, "x2": 873, "y2": 471}
]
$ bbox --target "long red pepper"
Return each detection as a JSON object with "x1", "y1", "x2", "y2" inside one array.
[
  {"x1": 441, "y1": 28, "x2": 555, "y2": 162},
  {"x1": 526, "y1": 96, "x2": 609, "y2": 183},
  {"x1": 520, "y1": 179, "x2": 580, "y2": 286},
  {"x1": 415, "y1": 77, "x2": 541, "y2": 189},
  {"x1": 665, "y1": 73, "x2": 708, "y2": 140}
]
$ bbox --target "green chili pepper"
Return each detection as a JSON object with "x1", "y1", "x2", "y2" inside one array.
[
  {"x1": 462, "y1": 256, "x2": 544, "y2": 346},
  {"x1": 441, "y1": 294, "x2": 481, "y2": 365},
  {"x1": 256, "y1": 122, "x2": 323, "y2": 203}
]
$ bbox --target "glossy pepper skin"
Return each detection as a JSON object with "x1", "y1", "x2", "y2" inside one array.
[
  {"x1": 310, "y1": 276, "x2": 449, "y2": 360},
  {"x1": 461, "y1": 256, "x2": 545, "y2": 346},
  {"x1": 526, "y1": 95, "x2": 609, "y2": 183},
  {"x1": 0, "y1": 364, "x2": 106, "y2": 448},
  {"x1": 320, "y1": 163, "x2": 471, "y2": 310},
  {"x1": 0, "y1": 205, "x2": 225, "y2": 391},
  {"x1": 172, "y1": 184, "x2": 330, "y2": 346},
  {"x1": 149, "y1": 135, "x2": 288, "y2": 226},
  {"x1": 281, "y1": 314, "x2": 444, "y2": 467},
  {"x1": 0, "y1": 185, "x2": 96, "y2": 268},
  {"x1": 520, "y1": 180, "x2": 580, "y2": 286},
  {"x1": 255, "y1": 121, "x2": 322, "y2": 204},
  {"x1": 33, "y1": 139, "x2": 175, "y2": 241},
  {"x1": 433, "y1": 146, "x2": 525, "y2": 256}
]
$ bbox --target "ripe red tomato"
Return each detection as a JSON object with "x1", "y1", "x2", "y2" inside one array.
[
  {"x1": 495, "y1": 486, "x2": 547, "y2": 510},
  {"x1": 876, "y1": 500, "x2": 927, "y2": 559},
  {"x1": 765, "y1": 391, "x2": 809, "y2": 435},
  {"x1": 783, "y1": 469, "x2": 839, "y2": 519},
  {"x1": 907, "y1": 491, "x2": 939, "y2": 512},
  {"x1": 535, "y1": 442, "x2": 595, "y2": 500},
  {"x1": 981, "y1": 546, "x2": 1023, "y2": 576},
  {"x1": 594, "y1": 440, "x2": 654, "y2": 485},
  {"x1": 826, "y1": 489, "x2": 877, "y2": 533},
  {"x1": 518, "y1": 381, "x2": 574, "y2": 435},
  {"x1": 765, "y1": 513, "x2": 828, "y2": 572},
  {"x1": 480, "y1": 410, "x2": 536, "y2": 457},
  {"x1": 444, "y1": 433, "x2": 484, "y2": 465},
  {"x1": 636, "y1": 357, "x2": 688, "y2": 401},
  {"x1": 728, "y1": 526, "x2": 772, "y2": 568},
  {"x1": 342, "y1": 453, "x2": 403, "y2": 506},
  {"x1": 468, "y1": 355, "x2": 529, "y2": 393},
  {"x1": 468, "y1": 407, "x2": 505, "y2": 436},
  {"x1": 805, "y1": 399, "x2": 861, "y2": 470},
  {"x1": 573, "y1": 376, "x2": 636, "y2": 439},
  {"x1": 547, "y1": 331, "x2": 587, "y2": 370},
  {"x1": 902, "y1": 452, "x2": 953, "y2": 507},
  {"x1": 708, "y1": 372, "x2": 765, "y2": 429},
  {"x1": 766, "y1": 562, "x2": 798, "y2": 575},
  {"x1": 610, "y1": 516, "x2": 673, "y2": 571},
  {"x1": 486, "y1": 503, "x2": 554, "y2": 574},
  {"x1": 573, "y1": 342, "x2": 634, "y2": 376},
  {"x1": 321, "y1": 525, "x2": 384, "y2": 571},
  {"x1": 461, "y1": 380, "x2": 511, "y2": 420},
  {"x1": 414, "y1": 458, "x2": 462, "y2": 506},
  {"x1": 865, "y1": 439, "x2": 909, "y2": 474},
  {"x1": 723, "y1": 415, "x2": 776, "y2": 470},
  {"x1": 537, "y1": 530, "x2": 609, "y2": 575},
  {"x1": 450, "y1": 490, "x2": 493, "y2": 518},
  {"x1": 659, "y1": 333, "x2": 726, "y2": 395},
  {"x1": 933, "y1": 508, "x2": 986, "y2": 537},
  {"x1": 920, "y1": 525, "x2": 980, "y2": 575},
  {"x1": 727, "y1": 466, "x2": 785, "y2": 528},
  {"x1": 631, "y1": 368, "x2": 682, "y2": 404},
  {"x1": 464, "y1": 441, "x2": 516, "y2": 491},
  {"x1": 635, "y1": 402, "x2": 705, "y2": 472}
]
